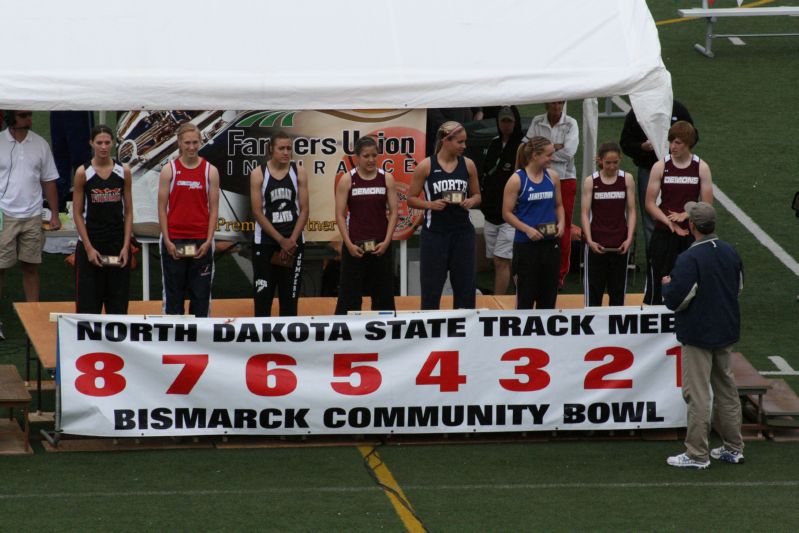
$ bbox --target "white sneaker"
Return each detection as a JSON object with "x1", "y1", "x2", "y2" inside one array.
[
  {"x1": 667, "y1": 452, "x2": 710, "y2": 469},
  {"x1": 0, "y1": 319, "x2": 5, "y2": 341},
  {"x1": 710, "y1": 446, "x2": 744, "y2": 464}
]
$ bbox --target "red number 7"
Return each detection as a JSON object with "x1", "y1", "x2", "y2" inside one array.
[{"x1": 163, "y1": 354, "x2": 209, "y2": 394}]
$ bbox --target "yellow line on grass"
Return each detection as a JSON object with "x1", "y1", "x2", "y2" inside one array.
[
  {"x1": 358, "y1": 445, "x2": 425, "y2": 533},
  {"x1": 656, "y1": 0, "x2": 774, "y2": 26}
]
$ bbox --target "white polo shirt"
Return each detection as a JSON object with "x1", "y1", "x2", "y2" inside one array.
[
  {"x1": 0, "y1": 128, "x2": 59, "y2": 218},
  {"x1": 523, "y1": 113, "x2": 579, "y2": 180}
]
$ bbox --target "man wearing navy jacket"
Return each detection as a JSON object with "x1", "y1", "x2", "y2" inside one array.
[{"x1": 662, "y1": 201, "x2": 744, "y2": 469}]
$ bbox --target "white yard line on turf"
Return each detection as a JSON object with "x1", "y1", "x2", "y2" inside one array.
[
  {"x1": 714, "y1": 184, "x2": 799, "y2": 277},
  {"x1": 2, "y1": 480, "x2": 798, "y2": 499}
]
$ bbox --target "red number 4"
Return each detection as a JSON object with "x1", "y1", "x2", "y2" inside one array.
[{"x1": 416, "y1": 351, "x2": 467, "y2": 392}]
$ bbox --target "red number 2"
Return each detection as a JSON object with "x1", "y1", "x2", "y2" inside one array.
[{"x1": 584, "y1": 347, "x2": 634, "y2": 389}]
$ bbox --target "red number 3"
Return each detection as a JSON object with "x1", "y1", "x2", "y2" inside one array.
[{"x1": 74, "y1": 352, "x2": 127, "y2": 396}]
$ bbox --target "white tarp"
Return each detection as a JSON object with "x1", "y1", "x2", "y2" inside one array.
[{"x1": 1, "y1": 0, "x2": 672, "y2": 157}]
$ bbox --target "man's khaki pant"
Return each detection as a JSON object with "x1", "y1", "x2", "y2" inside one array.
[{"x1": 681, "y1": 344, "x2": 744, "y2": 462}]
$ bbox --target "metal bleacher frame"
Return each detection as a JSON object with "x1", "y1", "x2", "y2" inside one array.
[{"x1": 678, "y1": 2, "x2": 799, "y2": 58}]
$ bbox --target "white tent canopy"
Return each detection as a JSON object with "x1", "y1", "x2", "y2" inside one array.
[{"x1": 2, "y1": 0, "x2": 672, "y2": 156}]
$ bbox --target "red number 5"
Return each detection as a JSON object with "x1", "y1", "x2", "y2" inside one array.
[{"x1": 331, "y1": 353, "x2": 381, "y2": 395}]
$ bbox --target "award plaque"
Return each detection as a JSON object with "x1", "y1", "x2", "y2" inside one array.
[
  {"x1": 358, "y1": 240, "x2": 377, "y2": 253},
  {"x1": 443, "y1": 190, "x2": 465, "y2": 204},
  {"x1": 270, "y1": 251, "x2": 293, "y2": 267},
  {"x1": 602, "y1": 247, "x2": 621, "y2": 253},
  {"x1": 536, "y1": 223, "x2": 558, "y2": 237},
  {"x1": 176, "y1": 244, "x2": 197, "y2": 258},
  {"x1": 100, "y1": 255, "x2": 121, "y2": 267}
]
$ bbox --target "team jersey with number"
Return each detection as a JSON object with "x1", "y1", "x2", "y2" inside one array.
[
  {"x1": 589, "y1": 170, "x2": 627, "y2": 248},
  {"x1": 256, "y1": 162, "x2": 302, "y2": 245},
  {"x1": 82, "y1": 159, "x2": 126, "y2": 250},
  {"x1": 422, "y1": 155, "x2": 471, "y2": 232},
  {"x1": 513, "y1": 168, "x2": 557, "y2": 242},
  {"x1": 167, "y1": 158, "x2": 210, "y2": 240},
  {"x1": 347, "y1": 168, "x2": 389, "y2": 242},
  {"x1": 656, "y1": 154, "x2": 701, "y2": 231}
]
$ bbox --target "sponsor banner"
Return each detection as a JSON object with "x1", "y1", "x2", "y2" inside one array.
[
  {"x1": 117, "y1": 110, "x2": 426, "y2": 241},
  {"x1": 57, "y1": 307, "x2": 686, "y2": 437}
]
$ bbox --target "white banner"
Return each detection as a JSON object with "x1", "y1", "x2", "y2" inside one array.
[{"x1": 56, "y1": 307, "x2": 686, "y2": 437}]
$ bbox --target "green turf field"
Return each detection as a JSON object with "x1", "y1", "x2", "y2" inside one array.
[{"x1": 2, "y1": 1, "x2": 799, "y2": 530}]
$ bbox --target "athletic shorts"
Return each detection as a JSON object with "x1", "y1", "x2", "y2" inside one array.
[
  {"x1": 0, "y1": 214, "x2": 44, "y2": 268},
  {"x1": 483, "y1": 221, "x2": 514, "y2": 260}
]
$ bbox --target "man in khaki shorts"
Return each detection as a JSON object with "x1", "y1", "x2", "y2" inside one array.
[{"x1": 0, "y1": 110, "x2": 62, "y2": 339}]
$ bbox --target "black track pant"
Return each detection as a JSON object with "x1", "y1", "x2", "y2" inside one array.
[
  {"x1": 75, "y1": 240, "x2": 130, "y2": 314},
  {"x1": 161, "y1": 238, "x2": 214, "y2": 317},
  {"x1": 513, "y1": 239, "x2": 560, "y2": 310},
  {"x1": 253, "y1": 243, "x2": 304, "y2": 317},
  {"x1": 335, "y1": 244, "x2": 395, "y2": 315}
]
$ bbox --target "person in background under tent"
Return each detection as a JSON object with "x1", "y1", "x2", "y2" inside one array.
[
  {"x1": 522, "y1": 101, "x2": 578, "y2": 289},
  {"x1": 0, "y1": 110, "x2": 61, "y2": 340},
  {"x1": 479, "y1": 105, "x2": 523, "y2": 296}
]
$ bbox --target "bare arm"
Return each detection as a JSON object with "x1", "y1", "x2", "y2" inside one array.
[
  {"x1": 376, "y1": 172, "x2": 399, "y2": 256},
  {"x1": 699, "y1": 160, "x2": 713, "y2": 204},
  {"x1": 645, "y1": 160, "x2": 686, "y2": 236},
  {"x1": 196, "y1": 164, "x2": 220, "y2": 259},
  {"x1": 551, "y1": 170, "x2": 565, "y2": 238},
  {"x1": 620, "y1": 172, "x2": 637, "y2": 254},
  {"x1": 502, "y1": 173, "x2": 541, "y2": 241},
  {"x1": 43, "y1": 181, "x2": 61, "y2": 230},
  {"x1": 157, "y1": 163, "x2": 178, "y2": 259},
  {"x1": 407, "y1": 158, "x2": 445, "y2": 212},
  {"x1": 119, "y1": 165, "x2": 134, "y2": 266},
  {"x1": 580, "y1": 175, "x2": 602, "y2": 254},
  {"x1": 334, "y1": 173, "x2": 362, "y2": 258},
  {"x1": 291, "y1": 164, "x2": 310, "y2": 248},
  {"x1": 460, "y1": 158, "x2": 482, "y2": 210},
  {"x1": 72, "y1": 166, "x2": 101, "y2": 266}
]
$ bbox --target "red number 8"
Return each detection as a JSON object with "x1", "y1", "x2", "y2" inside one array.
[{"x1": 74, "y1": 352, "x2": 127, "y2": 397}]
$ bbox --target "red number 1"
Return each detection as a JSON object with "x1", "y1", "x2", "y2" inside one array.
[{"x1": 666, "y1": 345, "x2": 682, "y2": 387}]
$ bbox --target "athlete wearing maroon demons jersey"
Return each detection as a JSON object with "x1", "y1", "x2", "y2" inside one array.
[
  {"x1": 158, "y1": 122, "x2": 220, "y2": 317},
  {"x1": 72, "y1": 125, "x2": 133, "y2": 314},
  {"x1": 250, "y1": 131, "x2": 309, "y2": 317},
  {"x1": 334, "y1": 136, "x2": 398, "y2": 314},
  {"x1": 580, "y1": 142, "x2": 636, "y2": 307},
  {"x1": 644, "y1": 121, "x2": 712, "y2": 305}
]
